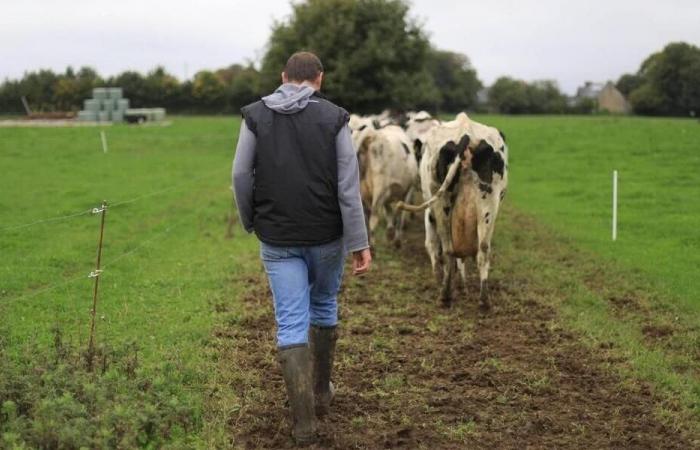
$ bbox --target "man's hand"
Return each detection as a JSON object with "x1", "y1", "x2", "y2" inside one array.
[{"x1": 352, "y1": 248, "x2": 372, "y2": 276}]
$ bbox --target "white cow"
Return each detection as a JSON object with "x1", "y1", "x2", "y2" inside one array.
[
  {"x1": 355, "y1": 125, "x2": 419, "y2": 247},
  {"x1": 349, "y1": 114, "x2": 377, "y2": 151},
  {"x1": 403, "y1": 110, "x2": 440, "y2": 169},
  {"x1": 398, "y1": 113, "x2": 508, "y2": 309}
]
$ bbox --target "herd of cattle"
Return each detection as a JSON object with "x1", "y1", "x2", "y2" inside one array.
[{"x1": 348, "y1": 111, "x2": 509, "y2": 309}]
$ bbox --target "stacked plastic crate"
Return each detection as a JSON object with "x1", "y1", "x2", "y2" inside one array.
[{"x1": 77, "y1": 88, "x2": 129, "y2": 122}]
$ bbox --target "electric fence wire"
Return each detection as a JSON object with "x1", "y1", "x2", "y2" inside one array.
[
  {"x1": 1, "y1": 167, "x2": 229, "y2": 232},
  {"x1": 2, "y1": 168, "x2": 229, "y2": 304}
]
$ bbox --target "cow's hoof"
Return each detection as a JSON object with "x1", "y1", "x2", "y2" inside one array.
[
  {"x1": 386, "y1": 228, "x2": 396, "y2": 241},
  {"x1": 479, "y1": 287, "x2": 491, "y2": 312},
  {"x1": 440, "y1": 297, "x2": 452, "y2": 309},
  {"x1": 393, "y1": 239, "x2": 402, "y2": 249}
]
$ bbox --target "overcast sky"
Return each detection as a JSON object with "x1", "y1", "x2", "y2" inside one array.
[{"x1": 1, "y1": 0, "x2": 699, "y2": 94}]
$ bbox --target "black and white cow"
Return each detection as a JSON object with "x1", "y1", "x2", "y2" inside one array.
[{"x1": 398, "y1": 113, "x2": 508, "y2": 308}]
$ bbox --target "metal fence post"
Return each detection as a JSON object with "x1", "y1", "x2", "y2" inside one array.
[{"x1": 87, "y1": 200, "x2": 107, "y2": 369}]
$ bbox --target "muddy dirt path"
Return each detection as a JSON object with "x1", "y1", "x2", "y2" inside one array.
[{"x1": 220, "y1": 217, "x2": 690, "y2": 449}]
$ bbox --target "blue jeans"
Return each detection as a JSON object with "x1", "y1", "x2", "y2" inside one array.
[{"x1": 260, "y1": 238, "x2": 346, "y2": 348}]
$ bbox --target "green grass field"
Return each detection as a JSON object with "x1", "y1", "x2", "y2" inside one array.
[
  {"x1": 1, "y1": 115, "x2": 698, "y2": 447},
  {"x1": 1, "y1": 118, "x2": 249, "y2": 359},
  {"x1": 0, "y1": 117, "x2": 258, "y2": 447},
  {"x1": 474, "y1": 114, "x2": 700, "y2": 310}
]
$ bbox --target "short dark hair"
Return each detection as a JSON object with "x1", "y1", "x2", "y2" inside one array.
[{"x1": 284, "y1": 51, "x2": 323, "y2": 82}]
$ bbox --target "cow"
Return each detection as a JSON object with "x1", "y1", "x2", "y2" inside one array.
[
  {"x1": 355, "y1": 124, "x2": 419, "y2": 247},
  {"x1": 349, "y1": 113, "x2": 374, "y2": 132},
  {"x1": 404, "y1": 110, "x2": 440, "y2": 168},
  {"x1": 397, "y1": 112, "x2": 508, "y2": 309},
  {"x1": 349, "y1": 114, "x2": 377, "y2": 151},
  {"x1": 369, "y1": 109, "x2": 395, "y2": 128}
]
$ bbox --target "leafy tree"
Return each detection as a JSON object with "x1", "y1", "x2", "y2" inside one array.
[
  {"x1": 488, "y1": 77, "x2": 530, "y2": 114},
  {"x1": 213, "y1": 64, "x2": 262, "y2": 111},
  {"x1": 109, "y1": 71, "x2": 149, "y2": 107},
  {"x1": 20, "y1": 69, "x2": 60, "y2": 111},
  {"x1": 616, "y1": 73, "x2": 642, "y2": 97},
  {"x1": 526, "y1": 80, "x2": 567, "y2": 114},
  {"x1": 192, "y1": 70, "x2": 226, "y2": 110},
  {"x1": 569, "y1": 97, "x2": 597, "y2": 114},
  {"x1": 260, "y1": 0, "x2": 439, "y2": 113},
  {"x1": 628, "y1": 42, "x2": 700, "y2": 116},
  {"x1": 144, "y1": 66, "x2": 181, "y2": 107},
  {"x1": 225, "y1": 65, "x2": 261, "y2": 111},
  {"x1": 427, "y1": 49, "x2": 482, "y2": 113},
  {"x1": 488, "y1": 77, "x2": 567, "y2": 114},
  {"x1": 53, "y1": 67, "x2": 102, "y2": 111},
  {"x1": 53, "y1": 78, "x2": 80, "y2": 111},
  {"x1": 0, "y1": 79, "x2": 23, "y2": 113},
  {"x1": 628, "y1": 83, "x2": 667, "y2": 115}
]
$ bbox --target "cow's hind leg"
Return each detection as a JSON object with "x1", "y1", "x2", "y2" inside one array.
[
  {"x1": 439, "y1": 256, "x2": 456, "y2": 307},
  {"x1": 369, "y1": 187, "x2": 390, "y2": 246},
  {"x1": 476, "y1": 240, "x2": 491, "y2": 311},
  {"x1": 362, "y1": 201, "x2": 372, "y2": 243},
  {"x1": 456, "y1": 258, "x2": 468, "y2": 294},
  {"x1": 424, "y1": 210, "x2": 442, "y2": 283},
  {"x1": 383, "y1": 201, "x2": 397, "y2": 245},
  {"x1": 475, "y1": 206, "x2": 498, "y2": 311}
]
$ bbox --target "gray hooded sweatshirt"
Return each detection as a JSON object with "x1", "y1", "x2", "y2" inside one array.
[{"x1": 232, "y1": 83, "x2": 369, "y2": 253}]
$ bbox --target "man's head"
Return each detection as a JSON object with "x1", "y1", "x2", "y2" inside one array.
[{"x1": 282, "y1": 51, "x2": 324, "y2": 90}]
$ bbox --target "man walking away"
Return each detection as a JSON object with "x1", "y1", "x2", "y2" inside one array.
[{"x1": 232, "y1": 51, "x2": 371, "y2": 445}]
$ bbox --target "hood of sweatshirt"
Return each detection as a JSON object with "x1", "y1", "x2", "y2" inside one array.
[{"x1": 261, "y1": 83, "x2": 318, "y2": 114}]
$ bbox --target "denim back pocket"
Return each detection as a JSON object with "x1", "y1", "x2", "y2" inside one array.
[{"x1": 260, "y1": 242, "x2": 288, "y2": 261}]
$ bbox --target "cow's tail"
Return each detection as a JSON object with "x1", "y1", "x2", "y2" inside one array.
[{"x1": 395, "y1": 157, "x2": 462, "y2": 212}]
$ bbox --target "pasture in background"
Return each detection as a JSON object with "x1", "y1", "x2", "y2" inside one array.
[{"x1": 475, "y1": 115, "x2": 700, "y2": 311}]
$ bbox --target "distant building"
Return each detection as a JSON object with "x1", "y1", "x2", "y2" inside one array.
[{"x1": 575, "y1": 81, "x2": 630, "y2": 114}]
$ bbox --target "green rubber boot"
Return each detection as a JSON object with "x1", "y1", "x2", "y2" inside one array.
[
  {"x1": 309, "y1": 325, "x2": 338, "y2": 417},
  {"x1": 277, "y1": 345, "x2": 318, "y2": 445}
]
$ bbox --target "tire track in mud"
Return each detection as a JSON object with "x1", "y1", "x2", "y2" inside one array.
[{"x1": 219, "y1": 217, "x2": 692, "y2": 449}]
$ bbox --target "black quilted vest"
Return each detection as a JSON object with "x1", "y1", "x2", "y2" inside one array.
[{"x1": 241, "y1": 92, "x2": 349, "y2": 246}]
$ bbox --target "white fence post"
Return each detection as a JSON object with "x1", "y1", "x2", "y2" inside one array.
[
  {"x1": 612, "y1": 170, "x2": 618, "y2": 241},
  {"x1": 100, "y1": 130, "x2": 109, "y2": 154}
]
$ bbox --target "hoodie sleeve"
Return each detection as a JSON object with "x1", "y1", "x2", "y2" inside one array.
[
  {"x1": 336, "y1": 124, "x2": 369, "y2": 252},
  {"x1": 232, "y1": 120, "x2": 256, "y2": 233}
]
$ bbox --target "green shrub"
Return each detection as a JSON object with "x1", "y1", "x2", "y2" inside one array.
[{"x1": 0, "y1": 329, "x2": 204, "y2": 448}]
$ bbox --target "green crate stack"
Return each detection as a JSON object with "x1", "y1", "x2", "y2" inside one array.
[
  {"x1": 77, "y1": 110, "x2": 98, "y2": 121},
  {"x1": 116, "y1": 99, "x2": 130, "y2": 110},
  {"x1": 83, "y1": 99, "x2": 100, "y2": 113},
  {"x1": 77, "y1": 87, "x2": 163, "y2": 123},
  {"x1": 114, "y1": 98, "x2": 129, "y2": 122},
  {"x1": 77, "y1": 87, "x2": 130, "y2": 122},
  {"x1": 92, "y1": 88, "x2": 108, "y2": 101},
  {"x1": 102, "y1": 98, "x2": 115, "y2": 112}
]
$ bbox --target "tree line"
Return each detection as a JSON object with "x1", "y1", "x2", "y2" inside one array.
[
  {"x1": 615, "y1": 42, "x2": 700, "y2": 116},
  {"x1": 0, "y1": 64, "x2": 262, "y2": 114},
  {"x1": 1, "y1": 0, "x2": 697, "y2": 117}
]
